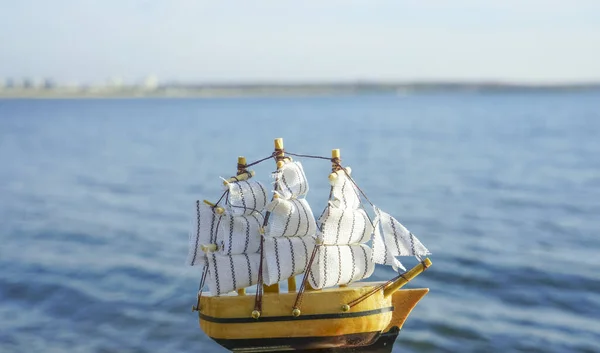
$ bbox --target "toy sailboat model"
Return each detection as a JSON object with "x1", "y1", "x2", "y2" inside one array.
[{"x1": 187, "y1": 138, "x2": 432, "y2": 352}]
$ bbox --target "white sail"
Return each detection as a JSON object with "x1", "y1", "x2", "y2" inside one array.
[
  {"x1": 372, "y1": 207, "x2": 431, "y2": 271},
  {"x1": 372, "y1": 216, "x2": 405, "y2": 272},
  {"x1": 188, "y1": 178, "x2": 266, "y2": 296},
  {"x1": 265, "y1": 198, "x2": 317, "y2": 237},
  {"x1": 226, "y1": 179, "x2": 268, "y2": 216},
  {"x1": 309, "y1": 167, "x2": 376, "y2": 288},
  {"x1": 187, "y1": 204, "x2": 263, "y2": 259},
  {"x1": 206, "y1": 252, "x2": 262, "y2": 296},
  {"x1": 274, "y1": 161, "x2": 310, "y2": 199},
  {"x1": 318, "y1": 205, "x2": 372, "y2": 245},
  {"x1": 308, "y1": 244, "x2": 375, "y2": 289},
  {"x1": 330, "y1": 169, "x2": 361, "y2": 209},
  {"x1": 216, "y1": 213, "x2": 263, "y2": 255},
  {"x1": 261, "y1": 160, "x2": 318, "y2": 287},
  {"x1": 262, "y1": 236, "x2": 316, "y2": 285},
  {"x1": 187, "y1": 202, "x2": 220, "y2": 266}
]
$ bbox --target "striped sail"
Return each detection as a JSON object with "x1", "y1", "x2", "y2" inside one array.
[
  {"x1": 262, "y1": 160, "x2": 317, "y2": 285},
  {"x1": 308, "y1": 243, "x2": 375, "y2": 289},
  {"x1": 188, "y1": 179, "x2": 267, "y2": 295},
  {"x1": 309, "y1": 170, "x2": 375, "y2": 289},
  {"x1": 318, "y1": 205, "x2": 372, "y2": 245},
  {"x1": 226, "y1": 179, "x2": 268, "y2": 216},
  {"x1": 262, "y1": 236, "x2": 316, "y2": 285},
  {"x1": 265, "y1": 198, "x2": 317, "y2": 238},
  {"x1": 216, "y1": 213, "x2": 263, "y2": 255},
  {"x1": 206, "y1": 252, "x2": 262, "y2": 296},
  {"x1": 187, "y1": 203, "x2": 264, "y2": 260},
  {"x1": 330, "y1": 168, "x2": 361, "y2": 209},
  {"x1": 372, "y1": 206, "x2": 431, "y2": 272},
  {"x1": 273, "y1": 161, "x2": 310, "y2": 199},
  {"x1": 187, "y1": 202, "x2": 219, "y2": 266}
]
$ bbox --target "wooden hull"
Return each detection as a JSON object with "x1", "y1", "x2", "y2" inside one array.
[
  {"x1": 287, "y1": 327, "x2": 401, "y2": 353},
  {"x1": 213, "y1": 326, "x2": 400, "y2": 352},
  {"x1": 197, "y1": 282, "x2": 428, "y2": 352}
]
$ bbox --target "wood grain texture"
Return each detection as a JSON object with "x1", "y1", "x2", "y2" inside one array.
[{"x1": 198, "y1": 284, "x2": 428, "y2": 340}]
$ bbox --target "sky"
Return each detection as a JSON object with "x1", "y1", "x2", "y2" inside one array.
[{"x1": 1, "y1": 0, "x2": 599, "y2": 84}]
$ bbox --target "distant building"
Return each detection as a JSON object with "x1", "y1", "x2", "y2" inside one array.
[
  {"x1": 22, "y1": 78, "x2": 34, "y2": 89},
  {"x1": 3, "y1": 78, "x2": 12, "y2": 88},
  {"x1": 64, "y1": 81, "x2": 81, "y2": 91},
  {"x1": 43, "y1": 78, "x2": 56, "y2": 89},
  {"x1": 108, "y1": 77, "x2": 124, "y2": 87},
  {"x1": 144, "y1": 75, "x2": 159, "y2": 90},
  {"x1": 32, "y1": 78, "x2": 46, "y2": 89},
  {"x1": 11, "y1": 78, "x2": 24, "y2": 89}
]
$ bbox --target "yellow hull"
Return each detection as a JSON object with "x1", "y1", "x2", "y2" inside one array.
[{"x1": 198, "y1": 283, "x2": 428, "y2": 351}]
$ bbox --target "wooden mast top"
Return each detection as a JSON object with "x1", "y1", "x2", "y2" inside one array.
[
  {"x1": 275, "y1": 138, "x2": 285, "y2": 169},
  {"x1": 274, "y1": 137, "x2": 284, "y2": 150},
  {"x1": 237, "y1": 156, "x2": 247, "y2": 175},
  {"x1": 331, "y1": 148, "x2": 340, "y2": 159},
  {"x1": 329, "y1": 149, "x2": 342, "y2": 182},
  {"x1": 223, "y1": 156, "x2": 254, "y2": 185}
]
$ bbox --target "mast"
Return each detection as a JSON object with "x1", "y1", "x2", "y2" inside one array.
[
  {"x1": 275, "y1": 139, "x2": 299, "y2": 293},
  {"x1": 188, "y1": 157, "x2": 267, "y2": 298},
  {"x1": 260, "y1": 138, "x2": 318, "y2": 291},
  {"x1": 263, "y1": 138, "x2": 283, "y2": 294},
  {"x1": 236, "y1": 156, "x2": 248, "y2": 296},
  {"x1": 308, "y1": 149, "x2": 375, "y2": 290}
]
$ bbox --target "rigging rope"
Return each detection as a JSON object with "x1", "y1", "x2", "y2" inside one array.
[
  {"x1": 193, "y1": 265, "x2": 209, "y2": 311},
  {"x1": 292, "y1": 243, "x2": 321, "y2": 311},
  {"x1": 244, "y1": 152, "x2": 277, "y2": 168},
  {"x1": 242, "y1": 150, "x2": 376, "y2": 208},
  {"x1": 197, "y1": 148, "x2": 387, "y2": 315},
  {"x1": 252, "y1": 148, "x2": 286, "y2": 317}
]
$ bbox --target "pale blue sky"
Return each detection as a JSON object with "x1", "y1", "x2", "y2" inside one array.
[{"x1": 1, "y1": 0, "x2": 599, "y2": 84}]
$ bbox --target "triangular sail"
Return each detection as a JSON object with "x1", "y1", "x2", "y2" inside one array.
[
  {"x1": 262, "y1": 160, "x2": 317, "y2": 286},
  {"x1": 188, "y1": 145, "x2": 432, "y2": 297},
  {"x1": 309, "y1": 169, "x2": 375, "y2": 289},
  {"x1": 372, "y1": 206, "x2": 431, "y2": 272}
]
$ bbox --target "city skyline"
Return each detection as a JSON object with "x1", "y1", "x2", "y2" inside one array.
[{"x1": 2, "y1": 1, "x2": 600, "y2": 84}]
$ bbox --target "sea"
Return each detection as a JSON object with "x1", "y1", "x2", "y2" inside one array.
[{"x1": 1, "y1": 92, "x2": 599, "y2": 353}]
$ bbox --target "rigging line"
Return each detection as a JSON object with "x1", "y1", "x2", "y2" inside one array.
[
  {"x1": 215, "y1": 189, "x2": 228, "y2": 206},
  {"x1": 293, "y1": 243, "x2": 321, "y2": 311},
  {"x1": 283, "y1": 151, "x2": 377, "y2": 230},
  {"x1": 194, "y1": 265, "x2": 209, "y2": 310},
  {"x1": 245, "y1": 152, "x2": 277, "y2": 168},
  {"x1": 346, "y1": 275, "x2": 399, "y2": 308},
  {"x1": 254, "y1": 236, "x2": 265, "y2": 313},
  {"x1": 332, "y1": 161, "x2": 375, "y2": 208},
  {"x1": 284, "y1": 152, "x2": 332, "y2": 161},
  {"x1": 283, "y1": 150, "x2": 376, "y2": 208},
  {"x1": 359, "y1": 199, "x2": 375, "y2": 228},
  {"x1": 254, "y1": 150, "x2": 285, "y2": 315},
  {"x1": 228, "y1": 204, "x2": 263, "y2": 214}
]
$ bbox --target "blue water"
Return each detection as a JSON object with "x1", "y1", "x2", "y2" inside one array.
[{"x1": 1, "y1": 93, "x2": 599, "y2": 353}]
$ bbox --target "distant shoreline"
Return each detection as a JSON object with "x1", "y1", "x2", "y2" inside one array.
[{"x1": 1, "y1": 82, "x2": 599, "y2": 99}]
